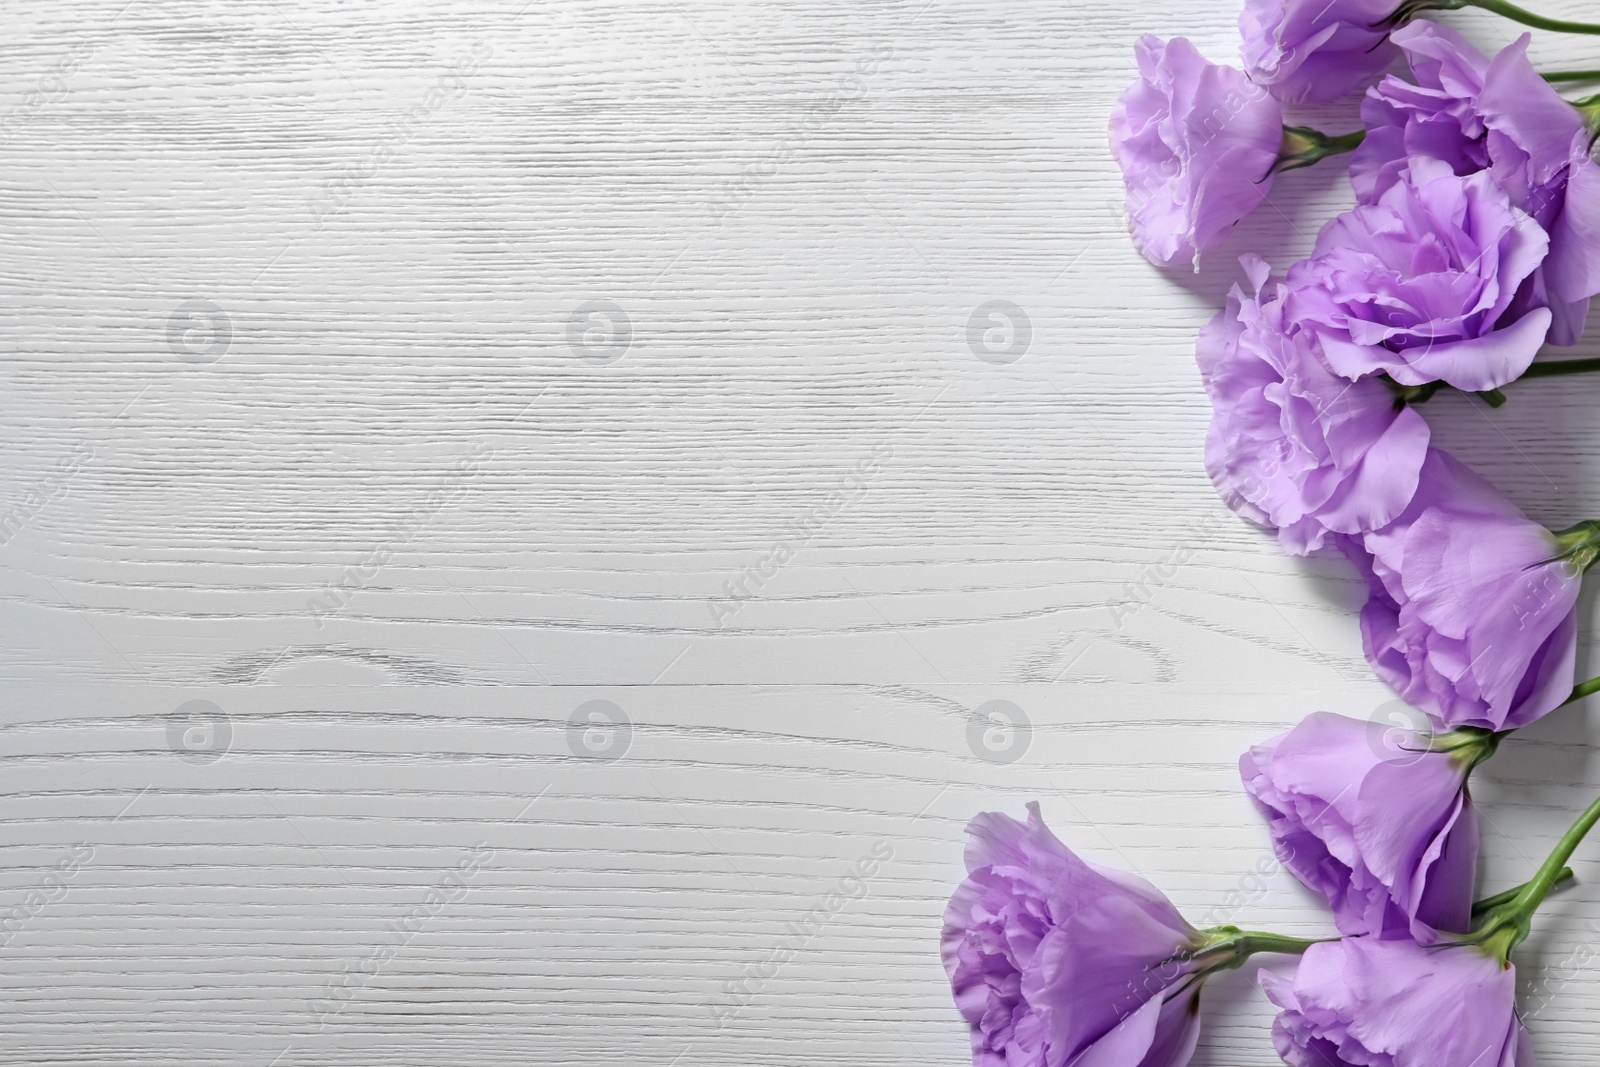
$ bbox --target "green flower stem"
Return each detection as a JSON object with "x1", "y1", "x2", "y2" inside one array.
[
  {"x1": 1544, "y1": 70, "x2": 1600, "y2": 83},
  {"x1": 1548, "y1": 520, "x2": 1600, "y2": 573},
  {"x1": 1380, "y1": 376, "x2": 1444, "y2": 408},
  {"x1": 1275, "y1": 126, "x2": 1365, "y2": 175},
  {"x1": 1310, "y1": 130, "x2": 1364, "y2": 155},
  {"x1": 1472, "y1": 867, "x2": 1574, "y2": 918},
  {"x1": 1514, "y1": 797, "x2": 1600, "y2": 914},
  {"x1": 1577, "y1": 94, "x2": 1600, "y2": 130},
  {"x1": 1474, "y1": 794, "x2": 1600, "y2": 962},
  {"x1": 1389, "y1": 360, "x2": 1600, "y2": 410},
  {"x1": 1564, "y1": 675, "x2": 1600, "y2": 706},
  {"x1": 1520, "y1": 357, "x2": 1600, "y2": 379},
  {"x1": 1442, "y1": 727, "x2": 1506, "y2": 772},
  {"x1": 1188, "y1": 926, "x2": 1330, "y2": 973},
  {"x1": 1464, "y1": 0, "x2": 1600, "y2": 35},
  {"x1": 1226, "y1": 932, "x2": 1328, "y2": 957}
]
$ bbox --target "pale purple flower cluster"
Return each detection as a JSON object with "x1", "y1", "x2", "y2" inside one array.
[
  {"x1": 1286, "y1": 159, "x2": 1552, "y2": 391},
  {"x1": 1199, "y1": 255, "x2": 1430, "y2": 553},
  {"x1": 1179, "y1": 23, "x2": 1598, "y2": 720},
  {"x1": 943, "y1": 787, "x2": 1540, "y2": 1067},
  {"x1": 944, "y1": 9, "x2": 1600, "y2": 1067},
  {"x1": 1240, "y1": 710, "x2": 1483, "y2": 942},
  {"x1": 1239, "y1": 707, "x2": 1544, "y2": 1067},
  {"x1": 1354, "y1": 22, "x2": 1600, "y2": 346}
]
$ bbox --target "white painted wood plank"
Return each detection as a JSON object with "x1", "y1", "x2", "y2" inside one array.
[{"x1": 3, "y1": 0, "x2": 1600, "y2": 1064}]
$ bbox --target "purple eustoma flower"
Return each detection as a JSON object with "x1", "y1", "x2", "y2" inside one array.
[
  {"x1": 1110, "y1": 36, "x2": 1283, "y2": 270},
  {"x1": 943, "y1": 803, "x2": 1214, "y2": 1067},
  {"x1": 1240, "y1": 711, "x2": 1492, "y2": 941},
  {"x1": 1346, "y1": 448, "x2": 1582, "y2": 732},
  {"x1": 1354, "y1": 21, "x2": 1600, "y2": 346},
  {"x1": 1240, "y1": 0, "x2": 1401, "y2": 104},
  {"x1": 1262, "y1": 938, "x2": 1536, "y2": 1067},
  {"x1": 1199, "y1": 255, "x2": 1430, "y2": 554},
  {"x1": 1286, "y1": 158, "x2": 1552, "y2": 392}
]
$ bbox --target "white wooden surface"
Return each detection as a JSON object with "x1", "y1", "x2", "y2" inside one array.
[{"x1": 4, "y1": 1, "x2": 1600, "y2": 1064}]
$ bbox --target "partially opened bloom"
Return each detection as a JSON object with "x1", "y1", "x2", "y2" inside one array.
[
  {"x1": 1286, "y1": 158, "x2": 1552, "y2": 392},
  {"x1": 1262, "y1": 938, "x2": 1535, "y2": 1067},
  {"x1": 1240, "y1": 0, "x2": 1401, "y2": 104},
  {"x1": 1240, "y1": 711, "x2": 1492, "y2": 941},
  {"x1": 1346, "y1": 448, "x2": 1589, "y2": 732},
  {"x1": 943, "y1": 803, "x2": 1314, "y2": 1067},
  {"x1": 1110, "y1": 36, "x2": 1283, "y2": 270},
  {"x1": 1199, "y1": 255, "x2": 1430, "y2": 554},
  {"x1": 1354, "y1": 20, "x2": 1600, "y2": 345},
  {"x1": 943, "y1": 803, "x2": 1205, "y2": 1066}
]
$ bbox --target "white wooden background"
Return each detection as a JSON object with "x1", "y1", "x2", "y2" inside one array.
[{"x1": 4, "y1": 1, "x2": 1600, "y2": 1064}]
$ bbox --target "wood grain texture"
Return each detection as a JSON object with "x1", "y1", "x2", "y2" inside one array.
[{"x1": 3, "y1": 0, "x2": 1600, "y2": 1063}]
